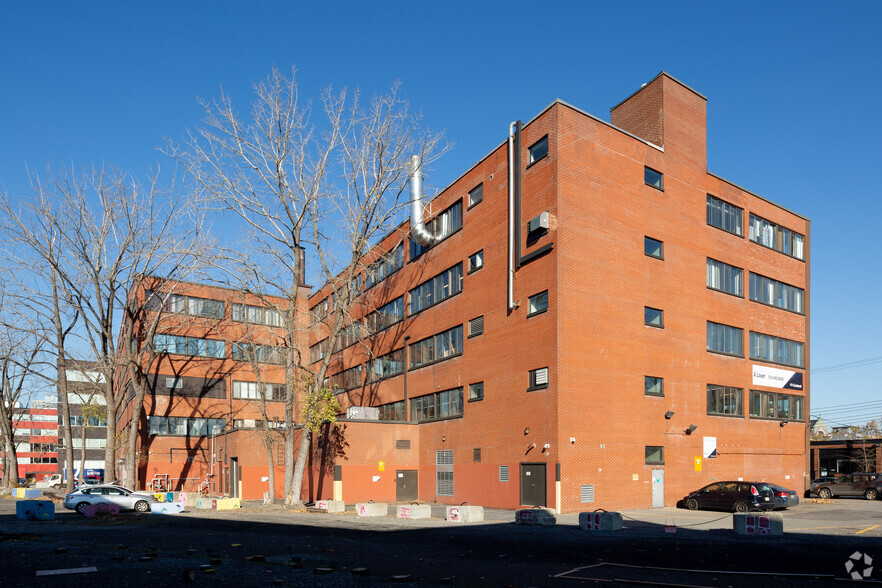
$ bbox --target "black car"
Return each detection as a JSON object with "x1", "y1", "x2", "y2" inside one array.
[
  {"x1": 683, "y1": 481, "x2": 775, "y2": 513},
  {"x1": 768, "y1": 483, "x2": 799, "y2": 509}
]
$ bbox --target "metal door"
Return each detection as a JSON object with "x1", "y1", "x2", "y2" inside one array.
[
  {"x1": 230, "y1": 458, "x2": 239, "y2": 498},
  {"x1": 651, "y1": 469, "x2": 664, "y2": 507},
  {"x1": 520, "y1": 463, "x2": 547, "y2": 507},
  {"x1": 396, "y1": 470, "x2": 418, "y2": 502}
]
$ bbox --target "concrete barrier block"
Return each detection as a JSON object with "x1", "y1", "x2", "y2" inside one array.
[
  {"x1": 216, "y1": 498, "x2": 241, "y2": 510},
  {"x1": 151, "y1": 501, "x2": 184, "y2": 514},
  {"x1": 515, "y1": 508, "x2": 557, "y2": 526},
  {"x1": 83, "y1": 503, "x2": 120, "y2": 518},
  {"x1": 356, "y1": 502, "x2": 388, "y2": 517},
  {"x1": 397, "y1": 504, "x2": 431, "y2": 519},
  {"x1": 733, "y1": 512, "x2": 784, "y2": 536},
  {"x1": 179, "y1": 492, "x2": 189, "y2": 506},
  {"x1": 315, "y1": 499, "x2": 345, "y2": 513},
  {"x1": 23, "y1": 489, "x2": 42, "y2": 499},
  {"x1": 153, "y1": 493, "x2": 166, "y2": 503},
  {"x1": 14, "y1": 489, "x2": 25, "y2": 498},
  {"x1": 579, "y1": 511, "x2": 623, "y2": 531},
  {"x1": 446, "y1": 505, "x2": 484, "y2": 523},
  {"x1": 16, "y1": 500, "x2": 55, "y2": 521},
  {"x1": 195, "y1": 498, "x2": 211, "y2": 509}
]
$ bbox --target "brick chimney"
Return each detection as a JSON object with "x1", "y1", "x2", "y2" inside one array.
[{"x1": 610, "y1": 72, "x2": 707, "y2": 172}]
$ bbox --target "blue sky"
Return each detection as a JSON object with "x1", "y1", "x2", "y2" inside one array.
[{"x1": 2, "y1": 1, "x2": 879, "y2": 422}]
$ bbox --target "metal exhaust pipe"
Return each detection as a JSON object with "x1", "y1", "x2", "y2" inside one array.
[{"x1": 409, "y1": 155, "x2": 436, "y2": 247}]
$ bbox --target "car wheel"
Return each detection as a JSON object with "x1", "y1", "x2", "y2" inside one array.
[
  {"x1": 866, "y1": 489, "x2": 879, "y2": 500},
  {"x1": 75, "y1": 502, "x2": 88, "y2": 514},
  {"x1": 734, "y1": 501, "x2": 749, "y2": 513},
  {"x1": 818, "y1": 488, "x2": 832, "y2": 500},
  {"x1": 686, "y1": 498, "x2": 699, "y2": 511},
  {"x1": 134, "y1": 500, "x2": 150, "y2": 513}
]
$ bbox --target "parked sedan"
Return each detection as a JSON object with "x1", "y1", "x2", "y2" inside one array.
[
  {"x1": 682, "y1": 481, "x2": 775, "y2": 513},
  {"x1": 64, "y1": 484, "x2": 156, "y2": 513},
  {"x1": 768, "y1": 484, "x2": 800, "y2": 509},
  {"x1": 813, "y1": 473, "x2": 882, "y2": 500}
]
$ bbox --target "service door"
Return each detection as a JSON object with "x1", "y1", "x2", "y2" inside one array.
[
  {"x1": 652, "y1": 469, "x2": 664, "y2": 507},
  {"x1": 396, "y1": 470, "x2": 418, "y2": 502},
  {"x1": 520, "y1": 463, "x2": 547, "y2": 507},
  {"x1": 230, "y1": 458, "x2": 239, "y2": 499}
]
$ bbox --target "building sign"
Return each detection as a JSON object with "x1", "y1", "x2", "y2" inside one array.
[
  {"x1": 752, "y1": 365, "x2": 803, "y2": 391},
  {"x1": 703, "y1": 437, "x2": 717, "y2": 459}
]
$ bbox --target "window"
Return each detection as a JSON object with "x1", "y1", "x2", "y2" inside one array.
[
  {"x1": 749, "y1": 332, "x2": 805, "y2": 368},
  {"x1": 706, "y1": 195, "x2": 743, "y2": 236},
  {"x1": 707, "y1": 384, "x2": 743, "y2": 416},
  {"x1": 749, "y1": 213, "x2": 805, "y2": 260},
  {"x1": 413, "y1": 388, "x2": 464, "y2": 422},
  {"x1": 232, "y1": 381, "x2": 285, "y2": 401},
  {"x1": 645, "y1": 446, "x2": 664, "y2": 465},
  {"x1": 436, "y1": 450, "x2": 454, "y2": 496},
  {"x1": 528, "y1": 135, "x2": 549, "y2": 164},
  {"x1": 232, "y1": 304, "x2": 282, "y2": 327},
  {"x1": 153, "y1": 334, "x2": 226, "y2": 359},
  {"x1": 468, "y1": 382, "x2": 484, "y2": 402},
  {"x1": 146, "y1": 292, "x2": 224, "y2": 319},
  {"x1": 468, "y1": 316, "x2": 484, "y2": 337},
  {"x1": 528, "y1": 367, "x2": 549, "y2": 391},
  {"x1": 468, "y1": 250, "x2": 483, "y2": 273},
  {"x1": 410, "y1": 201, "x2": 463, "y2": 260},
  {"x1": 707, "y1": 258, "x2": 743, "y2": 297},
  {"x1": 378, "y1": 400, "x2": 406, "y2": 421},
  {"x1": 69, "y1": 415, "x2": 107, "y2": 427},
  {"x1": 365, "y1": 296, "x2": 405, "y2": 335},
  {"x1": 409, "y1": 325, "x2": 463, "y2": 369},
  {"x1": 165, "y1": 377, "x2": 183, "y2": 389},
  {"x1": 644, "y1": 307, "x2": 664, "y2": 328},
  {"x1": 232, "y1": 343, "x2": 284, "y2": 365},
  {"x1": 468, "y1": 183, "x2": 483, "y2": 207},
  {"x1": 310, "y1": 298, "x2": 330, "y2": 325},
  {"x1": 329, "y1": 365, "x2": 363, "y2": 392},
  {"x1": 364, "y1": 243, "x2": 405, "y2": 290},
  {"x1": 645, "y1": 376, "x2": 663, "y2": 397},
  {"x1": 410, "y1": 263, "x2": 463, "y2": 314},
  {"x1": 309, "y1": 339, "x2": 328, "y2": 364},
  {"x1": 749, "y1": 273, "x2": 804, "y2": 314},
  {"x1": 473, "y1": 448, "x2": 481, "y2": 463},
  {"x1": 332, "y1": 323, "x2": 363, "y2": 353},
  {"x1": 146, "y1": 416, "x2": 225, "y2": 436},
  {"x1": 707, "y1": 321, "x2": 743, "y2": 357},
  {"x1": 644, "y1": 167, "x2": 663, "y2": 190},
  {"x1": 644, "y1": 237, "x2": 663, "y2": 259},
  {"x1": 528, "y1": 291, "x2": 548, "y2": 316},
  {"x1": 750, "y1": 390, "x2": 804, "y2": 421},
  {"x1": 368, "y1": 348, "x2": 406, "y2": 382}
]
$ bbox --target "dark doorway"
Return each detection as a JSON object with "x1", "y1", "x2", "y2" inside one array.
[
  {"x1": 520, "y1": 463, "x2": 547, "y2": 506},
  {"x1": 230, "y1": 458, "x2": 239, "y2": 498},
  {"x1": 396, "y1": 470, "x2": 418, "y2": 502}
]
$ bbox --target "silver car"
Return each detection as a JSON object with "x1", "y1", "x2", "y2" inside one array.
[{"x1": 63, "y1": 484, "x2": 156, "y2": 513}]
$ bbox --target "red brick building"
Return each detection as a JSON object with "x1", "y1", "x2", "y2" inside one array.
[
  {"x1": 309, "y1": 72, "x2": 809, "y2": 512},
  {"x1": 118, "y1": 73, "x2": 809, "y2": 511}
]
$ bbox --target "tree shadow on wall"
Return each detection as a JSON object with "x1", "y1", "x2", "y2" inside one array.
[{"x1": 308, "y1": 421, "x2": 350, "y2": 501}]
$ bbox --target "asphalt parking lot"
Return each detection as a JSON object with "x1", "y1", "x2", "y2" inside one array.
[{"x1": 3, "y1": 495, "x2": 882, "y2": 586}]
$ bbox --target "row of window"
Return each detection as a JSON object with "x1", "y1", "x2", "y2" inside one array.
[
  {"x1": 67, "y1": 415, "x2": 108, "y2": 427},
  {"x1": 707, "y1": 259, "x2": 804, "y2": 314},
  {"x1": 410, "y1": 387, "x2": 464, "y2": 422},
  {"x1": 147, "y1": 291, "x2": 285, "y2": 326},
  {"x1": 677, "y1": 190, "x2": 805, "y2": 262},
  {"x1": 705, "y1": 321, "x2": 805, "y2": 368},
  {"x1": 706, "y1": 385, "x2": 804, "y2": 420},
  {"x1": 153, "y1": 334, "x2": 226, "y2": 359},
  {"x1": 147, "y1": 416, "x2": 226, "y2": 436},
  {"x1": 231, "y1": 381, "x2": 285, "y2": 401},
  {"x1": 232, "y1": 303, "x2": 282, "y2": 327},
  {"x1": 231, "y1": 342, "x2": 285, "y2": 365}
]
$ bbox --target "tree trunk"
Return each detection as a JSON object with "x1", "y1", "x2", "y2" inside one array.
[
  {"x1": 264, "y1": 435, "x2": 275, "y2": 504},
  {"x1": 79, "y1": 421, "x2": 87, "y2": 483},
  {"x1": 288, "y1": 429, "x2": 311, "y2": 507}
]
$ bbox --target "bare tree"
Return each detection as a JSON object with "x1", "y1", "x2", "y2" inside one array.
[
  {"x1": 0, "y1": 166, "x2": 210, "y2": 490},
  {"x1": 0, "y1": 311, "x2": 46, "y2": 488},
  {"x1": 166, "y1": 66, "x2": 446, "y2": 506}
]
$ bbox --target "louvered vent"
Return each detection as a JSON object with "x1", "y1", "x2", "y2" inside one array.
[
  {"x1": 469, "y1": 316, "x2": 484, "y2": 337},
  {"x1": 581, "y1": 484, "x2": 595, "y2": 503}
]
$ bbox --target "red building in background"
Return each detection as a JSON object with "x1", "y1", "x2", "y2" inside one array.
[{"x1": 6, "y1": 400, "x2": 59, "y2": 484}]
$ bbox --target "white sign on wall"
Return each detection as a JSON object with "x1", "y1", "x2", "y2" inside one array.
[
  {"x1": 752, "y1": 364, "x2": 803, "y2": 391},
  {"x1": 703, "y1": 437, "x2": 717, "y2": 459}
]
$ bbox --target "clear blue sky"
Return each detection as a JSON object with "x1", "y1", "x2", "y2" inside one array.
[{"x1": 2, "y1": 1, "x2": 879, "y2": 423}]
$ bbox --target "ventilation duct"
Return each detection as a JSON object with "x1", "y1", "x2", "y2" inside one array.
[{"x1": 409, "y1": 155, "x2": 437, "y2": 247}]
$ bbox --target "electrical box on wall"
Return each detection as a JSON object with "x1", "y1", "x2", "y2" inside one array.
[{"x1": 528, "y1": 211, "x2": 549, "y2": 233}]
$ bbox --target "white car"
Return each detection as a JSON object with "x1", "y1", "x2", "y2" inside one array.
[{"x1": 63, "y1": 484, "x2": 156, "y2": 513}]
